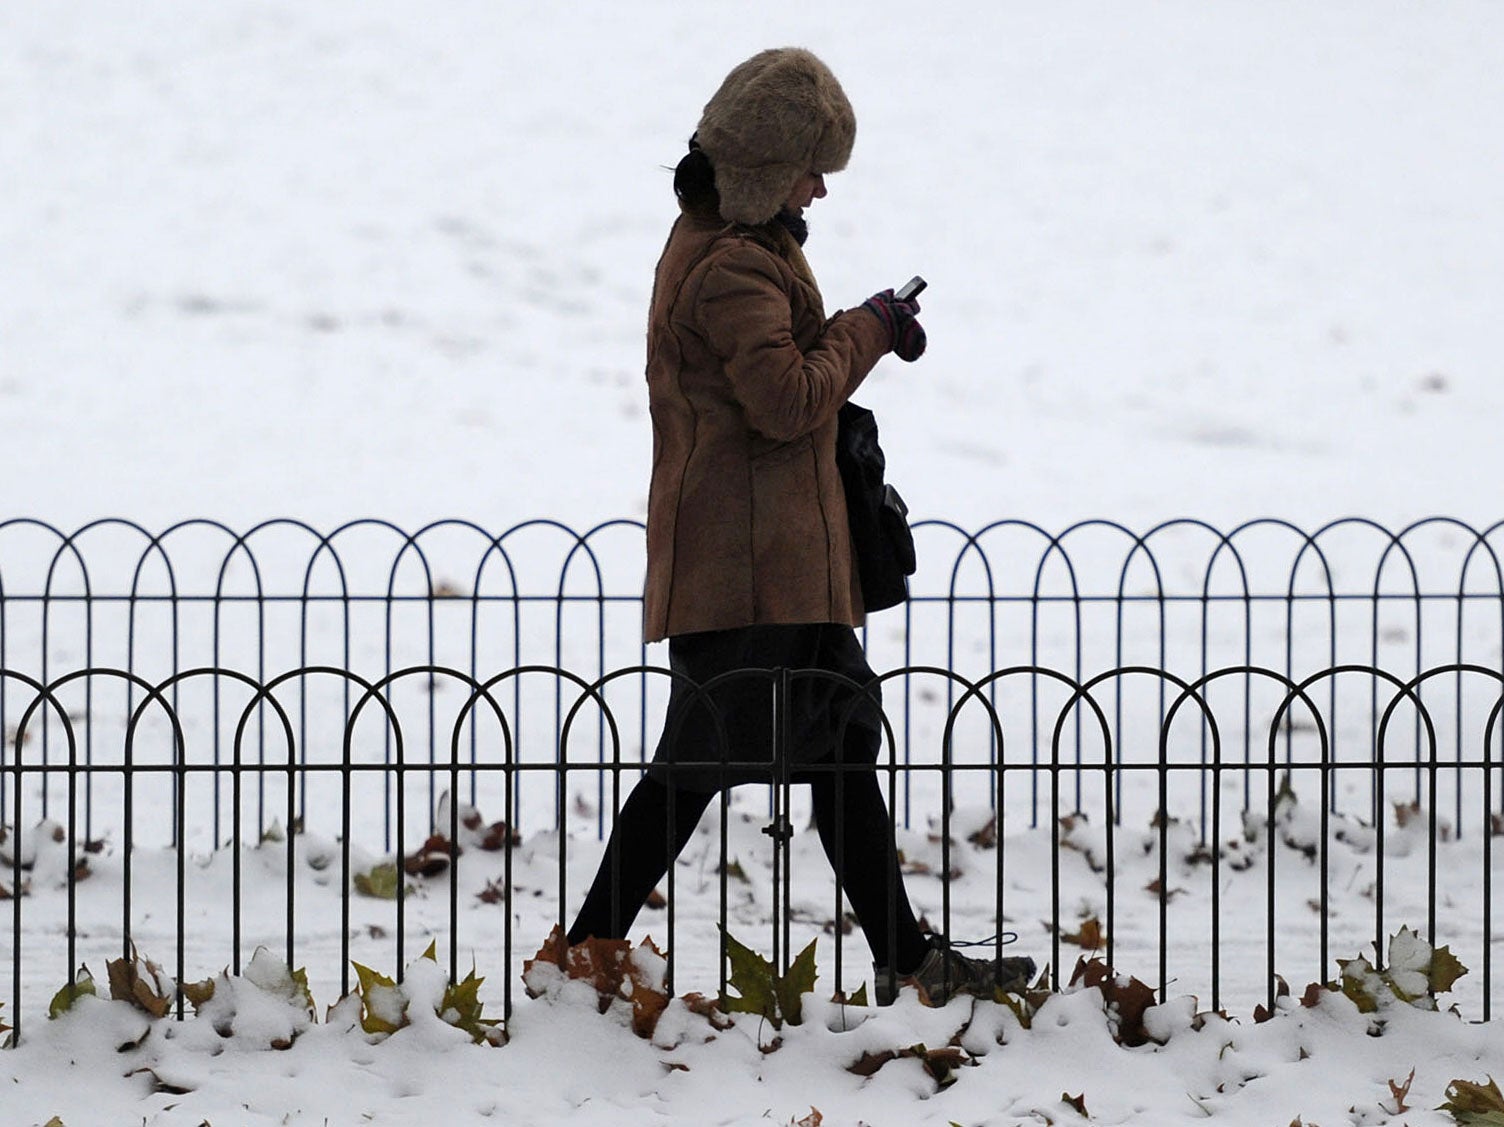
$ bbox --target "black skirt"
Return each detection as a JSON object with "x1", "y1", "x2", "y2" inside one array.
[{"x1": 648, "y1": 623, "x2": 883, "y2": 792}]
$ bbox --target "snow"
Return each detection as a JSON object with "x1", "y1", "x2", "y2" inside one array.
[{"x1": 5, "y1": 0, "x2": 1504, "y2": 1123}]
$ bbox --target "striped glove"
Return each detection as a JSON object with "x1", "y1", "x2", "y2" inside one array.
[{"x1": 861, "y1": 290, "x2": 927, "y2": 362}]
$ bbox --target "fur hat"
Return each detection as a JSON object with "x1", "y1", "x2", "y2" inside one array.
[{"x1": 695, "y1": 48, "x2": 856, "y2": 225}]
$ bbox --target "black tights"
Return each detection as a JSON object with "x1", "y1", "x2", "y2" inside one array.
[{"x1": 567, "y1": 769, "x2": 931, "y2": 974}]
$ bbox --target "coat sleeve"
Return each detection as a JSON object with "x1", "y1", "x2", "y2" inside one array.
[{"x1": 693, "y1": 241, "x2": 891, "y2": 443}]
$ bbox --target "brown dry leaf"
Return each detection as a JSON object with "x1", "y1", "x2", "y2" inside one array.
[
  {"x1": 523, "y1": 925, "x2": 571, "y2": 996},
  {"x1": 1061, "y1": 915, "x2": 1105, "y2": 950},
  {"x1": 625, "y1": 937, "x2": 671, "y2": 1038},
  {"x1": 848, "y1": 1044, "x2": 970, "y2": 1087},
  {"x1": 181, "y1": 977, "x2": 217, "y2": 1011},
  {"x1": 125, "y1": 1066, "x2": 193, "y2": 1095},
  {"x1": 1144, "y1": 879, "x2": 1186, "y2": 902},
  {"x1": 478, "y1": 821, "x2": 521, "y2": 851},
  {"x1": 1299, "y1": 981, "x2": 1329, "y2": 1009},
  {"x1": 681, "y1": 991, "x2": 734, "y2": 1031},
  {"x1": 1062, "y1": 1091, "x2": 1089, "y2": 1117},
  {"x1": 968, "y1": 816, "x2": 998, "y2": 849},
  {"x1": 793, "y1": 1107, "x2": 824, "y2": 1127},
  {"x1": 476, "y1": 879, "x2": 507, "y2": 905},
  {"x1": 403, "y1": 833, "x2": 457, "y2": 877},
  {"x1": 1070, "y1": 957, "x2": 1157, "y2": 1047},
  {"x1": 849, "y1": 1048, "x2": 900, "y2": 1078},
  {"x1": 524, "y1": 925, "x2": 672, "y2": 1039},
  {"x1": 106, "y1": 951, "x2": 172, "y2": 1018},
  {"x1": 566, "y1": 937, "x2": 635, "y2": 1013},
  {"x1": 644, "y1": 888, "x2": 668, "y2": 910},
  {"x1": 1393, "y1": 801, "x2": 1421, "y2": 828},
  {"x1": 1385, "y1": 1067, "x2": 1413, "y2": 1114}
]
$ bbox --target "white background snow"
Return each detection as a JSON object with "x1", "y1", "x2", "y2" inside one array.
[{"x1": 4, "y1": 1, "x2": 1504, "y2": 1123}]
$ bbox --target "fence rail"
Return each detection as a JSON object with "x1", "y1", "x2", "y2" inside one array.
[
  {"x1": 3, "y1": 519, "x2": 1503, "y2": 1043},
  {"x1": 3, "y1": 659, "x2": 1502, "y2": 1045}
]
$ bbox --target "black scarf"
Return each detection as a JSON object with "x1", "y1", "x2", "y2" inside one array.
[{"x1": 774, "y1": 208, "x2": 809, "y2": 246}]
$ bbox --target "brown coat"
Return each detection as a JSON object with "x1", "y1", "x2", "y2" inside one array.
[{"x1": 642, "y1": 209, "x2": 891, "y2": 642}]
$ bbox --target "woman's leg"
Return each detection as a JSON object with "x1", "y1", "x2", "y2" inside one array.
[
  {"x1": 807, "y1": 762, "x2": 930, "y2": 974},
  {"x1": 567, "y1": 775, "x2": 715, "y2": 945}
]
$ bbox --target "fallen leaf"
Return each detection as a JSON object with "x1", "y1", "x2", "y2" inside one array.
[
  {"x1": 1439, "y1": 1075, "x2": 1504, "y2": 1123},
  {"x1": 1060, "y1": 916, "x2": 1105, "y2": 950},
  {"x1": 106, "y1": 949, "x2": 172, "y2": 1018},
  {"x1": 1069, "y1": 957, "x2": 1156, "y2": 1046},
  {"x1": 1384, "y1": 1067, "x2": 1413, "y2": 1114},
  {"x1": 353, "y1": 862, "x2": 403, "y2": 899}
]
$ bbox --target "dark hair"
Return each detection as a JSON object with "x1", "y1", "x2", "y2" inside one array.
[{"x1": 673, "y1": 139, "x2": 720, "y2": 216}]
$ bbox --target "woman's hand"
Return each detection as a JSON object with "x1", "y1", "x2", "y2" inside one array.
[{"x1": 861, "y1": 290, "x2": 927, "y2": 362}]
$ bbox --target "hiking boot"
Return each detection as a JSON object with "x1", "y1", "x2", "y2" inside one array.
[{"x1": 873, "y1": 936, "x2": 1036, "y2": 1006}]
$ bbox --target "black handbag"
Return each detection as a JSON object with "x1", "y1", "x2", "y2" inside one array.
[{"x1": 835, "y1": 400, "x2": 916, "y2": 613}]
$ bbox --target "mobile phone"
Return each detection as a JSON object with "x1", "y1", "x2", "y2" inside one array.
[{"x1": 895, "y1": 275, "x2": 927, "y2": 301}]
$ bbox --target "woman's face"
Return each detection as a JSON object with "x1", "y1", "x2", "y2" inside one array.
[{"x1": 783, "y1": 172, "x2": 828, "y2": 213}]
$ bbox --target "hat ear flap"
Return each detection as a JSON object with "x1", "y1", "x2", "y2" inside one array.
[{"x1": 714, "y1": 163, "x2": 802, "y2": 225}]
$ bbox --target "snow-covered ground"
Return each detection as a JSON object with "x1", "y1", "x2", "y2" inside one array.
[{"x1": 5, "y1": 0, "x2": 1504, "y2": 1123}]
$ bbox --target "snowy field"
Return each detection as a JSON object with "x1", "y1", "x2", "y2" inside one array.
[{"x1": 4, "y1": 0, "x2": 1504, "y2": 1123}]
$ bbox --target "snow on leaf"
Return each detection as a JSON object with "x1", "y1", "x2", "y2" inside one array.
[
  {"x1": 523, "y1": 925, "x2": 671, "y2": 1038},
  {"x1": 48, "y1": 968, "x2": 97, "y2": 1018},
  {"x1": 105, "y1": 946, "x2": 172, "y2": 1018},
  {"x1": 403, "y1": 834, "x2": 456, "y2": 877},
  {"x1": 625, "y1": 938, "x2": 671, "y2": 1039},
  {"x1": 351, "y1": 962, "x2": 408, "y2": 1035},
  {"x1": 439, "y1": 963, "x2": 506, "y2": 1046},
  {"x1": 244, "y1": 947, "x2": 317, "y2": 1016},
  {"x1": 1069, "y1": 957, "x2": 1157, "y2": 1046},
  {"x1": 1300, "y1": 979, "x2": 1332, "y2": 1009},
  {"x1": 681, "y1": 992, "x2": 734, "y2": 1031},
  {"x1": 791, "y1": 1108, "x2": 823, "y2": 1127},
  {"x1": 1336, "y1": 955, "x2": 1382, "y2": 1013},
  {"x1": 477, "y1": 821, "x2": 521, "y2": 851},
  {"x1": 1385, "y1": 927, "x2": 1432, "y2": 1000},
  {"x1": 1062, "y1": 1091, "x2": 1089, "y2": 1117}
]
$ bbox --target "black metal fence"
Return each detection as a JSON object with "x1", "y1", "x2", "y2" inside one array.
[{"x1": 3, "y1": 519, "x2": 1503, "y2": 1043}]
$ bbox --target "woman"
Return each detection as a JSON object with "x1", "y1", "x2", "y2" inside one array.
[{"x1": 567, "y1": 47, "x2": 1032, "y2": 1005}]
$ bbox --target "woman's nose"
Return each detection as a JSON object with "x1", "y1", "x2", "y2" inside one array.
[{"x1": 812, "y1": 175, "x2": 827, "y2": 199}]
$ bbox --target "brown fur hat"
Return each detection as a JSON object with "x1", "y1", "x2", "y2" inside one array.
[{"x1": 695, "y1": 48, "x2": 856, "y2": 225}]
